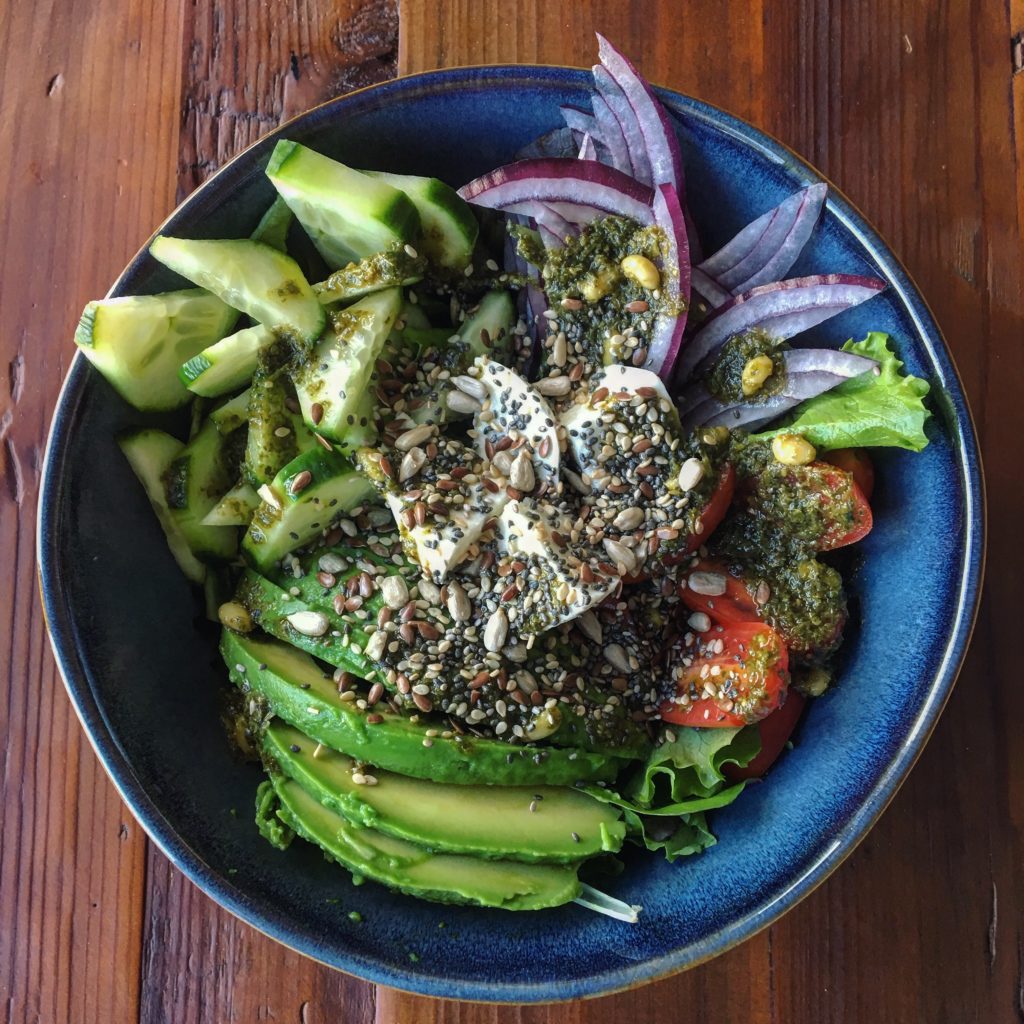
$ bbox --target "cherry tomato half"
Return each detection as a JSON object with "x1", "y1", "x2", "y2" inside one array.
[
  {"x1": 824, "y1": 448, "x2": 875, "y2": 501},
  {"x1": 724, "y1": 690, "x2": 807, "y2": 779},
  {"x1": 660, "y1": 621, "x2": 789, "y2": 727}
]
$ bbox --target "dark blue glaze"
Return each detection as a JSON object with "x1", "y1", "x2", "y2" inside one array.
[{"x1": 38, "y1": 66, "x2": 984, "y2": 1001}]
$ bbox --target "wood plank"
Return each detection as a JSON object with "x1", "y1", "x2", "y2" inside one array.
[
  {"x1": 137, "y1": 3, "x2": 396, "y2": 1021},
  {"x1": 385, "y1": 1, "x2": 1024, "y2": 1021},
  {"x1": 0, "y1": 1, "x2": 185, "y2": 1021}
]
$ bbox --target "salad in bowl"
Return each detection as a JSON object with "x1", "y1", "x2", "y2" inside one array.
[{"x1": 72, "y1": 37, "x2": 932, "y2": 921}]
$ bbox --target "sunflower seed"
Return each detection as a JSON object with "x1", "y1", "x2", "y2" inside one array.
[
  {"x1": 446, "y1": 583, "x2": 471, "y2": 622},
  {"x1": 395, "y1": 424, "x2": 434, "y2": 451},
  {"x1": 483, "y1": 608, "x2": 509, "y2": 652},
  {"x1": 534, "y1": 375, "x2": 571, "y2": 397},
  {"x1": 364, "y1": 630, "x2": 387, "y2": 660},
  {"x1": 509, "y1": 451, "x2": 535, "y2": 492},
  {"x1": 285, "y1": 611, "x2": 330, "y2": 637},
  {"x1": 452, "y1": 374, "x2": 486, "y2": 400},
  {"x1": 603, "y1": 537, "x2": 636, "y2": 574},
  {"x1": 380, "y1": 575, "x2": 410, "y2": 610},
  {"x1": 603, "y1": 643, "x2": 632, "y2": 673},
  {"x1": 318, "y1": 552, "x2": 347, "y2": 574},
  {"x1": 612, "y1": 506, "x2": 644, "y2": 531},
  {"x1": 418, "y1": 578, "x2": 441, "y2": 604},
  {"x1": 678, "y1": 458, "x2": 705, "y2": 491},
  {"x1": 577, "y1": 610, "x2": 603, "y2": 644},
  {"x1": 688, "y1": 571, "x2": 727, "y2": 596},
  {"x1": 447, "y1": 389, "x2": 481, "y2": 414},
  {"x1": 399, "y1": 446, "x2": 426, "y2": 482}
]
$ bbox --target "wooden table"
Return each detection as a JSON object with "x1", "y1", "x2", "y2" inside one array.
[{"x1": 2, "y1": 1, "x2": 1020, "y2": 1020}]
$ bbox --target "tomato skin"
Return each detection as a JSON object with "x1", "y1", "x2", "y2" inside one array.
[
  {"x1": 660, "y1": 621, "x2": 789, "y2": 728},
  {"x1": 821, "y1": 473, "x2": 872, "y2": 549},
  {"x1": 676, "y1": 559, "x2": 761, "y2": 624},
  {"x1": 748, "y1": 460, "x2": 873, "y2": 551},
  {"x1": 685, "y1": 463, "x2": 736, "y2": 554},
  {"x1": 628, "y1": 463, "x2": 736, "y2": 583},
  {"x1": 680, "y1": 558, "x2": 847, "y2": 662},
  {"x1": 824, "y1": 448, "x2": 875, "y2": 500},
  {"x1": 724, "y1": 690, "x2": 807, "y2": 780}
]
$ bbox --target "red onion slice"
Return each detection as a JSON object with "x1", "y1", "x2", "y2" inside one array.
[
  {"x1": 578, "y1": 132, "x2": 597, "y2": 161},
  {"x1": 596, "y1": 33, "x2": 684, "y2": 192},
  {"x1": 674, "y1": 274, "x2": 886, "y2": 383},
  {"x1": 589, "y1": 92, "x2": 633, "y2": 175},
  {"x1": 644, "y1": 183, "x2": 691, "y2": 380},
  {"x1": 690, "y1": 267, "x2": 732, "y2": 308},
  {"x1": 782, "y1": 347, "x2": 877, "y2": 378},
  {"x1": 679, "y1": 349, "x2": 878, "y2": 431},
  {"x1": 560, "y1": 104, "x2": 598, "y2": 139},
  {"x1": 458, "y1": 158, "x2": 655, "y2": 225},
  {"x1": 593, "y1": 64, "x2": 653, "y2": 185},
  {"x1": 699, "y1": 184, "x2": 827, "y2": 292}
]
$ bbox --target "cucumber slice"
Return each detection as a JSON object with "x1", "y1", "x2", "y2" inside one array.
[
  {"x1": 334, "y1": 389, "x2": 378, "y2": 453},
  {"x1": 457, "y1": 290, "x2": 516, "y2": 360},
  {"x1": 164, "y1": 418, "x2": 241, "y2": 562},
  {"x1": 150, "y1": 236, "x2": 325, "y2": 344},
  {"x1": 210, "y1": 388, "x2": 250, "y2": 435},
  {"x1": 118, "y1": 429, "x2": 206, "y2": 584},
  {"x1": 180, "y1": 323, "x2": 283, "y2": 398},
  {"x1": 244, "y1": 370, "x2": 301, "y2": 486},
  {"x1": 251, "y1": 195, "x2": 293, "y2": 251},
  {"x1": 363, "y1": 170, "x2": 479, "y2": 270},
  {"x1": 266, "y1": 141, "x2": 420, "y2": 269},
  {"x1": 312, "y1": 248, "x2": 425, "y2": 306},
  {"x1": 201, "y1": 480, "x2": 260, "y2": 527},
  {"x1": 75, "y1": 290, "x2": 237, "y2": 411},
  {"x1": 242, "y1": 446, "x2": 376, "y2": 571},
  {"x1": 292, "y1": 288, "x2": 400, "y2": 443}
]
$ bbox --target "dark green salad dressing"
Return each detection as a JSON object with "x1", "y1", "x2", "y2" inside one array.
[
  {"x1": 705, "y1": 329, "x2": 787, "y2": 403},
  {"x1": 515, "y1": 216, "x2": 684, "y2": 367},
  {"x1": 711, "y1": 436, "x2": 848, "y2": 660}
]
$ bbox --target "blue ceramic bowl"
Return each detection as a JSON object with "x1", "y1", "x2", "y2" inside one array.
[{"x1": 39, "y1": 66, "x2": 984, "y2": 1001}]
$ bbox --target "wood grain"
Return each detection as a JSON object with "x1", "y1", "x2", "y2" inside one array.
[
  {"x1": 1, "y1": 0, "x2": 1020, "y2": 1021},
  {"x1": 139, "y1": 2, "x2": 396, "y2": 1021},
  {"x1": 0, "y1": 1, "x2": 184, "y2": 1021}
]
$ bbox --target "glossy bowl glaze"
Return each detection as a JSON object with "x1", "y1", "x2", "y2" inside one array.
[{"x1": 38, "y1": 66, "x2": 984, "y2": 1001}]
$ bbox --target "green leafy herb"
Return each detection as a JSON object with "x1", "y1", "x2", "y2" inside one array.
[
  {"x1": 753, "y1": 332, "x2": 931, "y2": 451},
  {"x1": 582, "y1": 726, "x2": 761, "y2": 862}
]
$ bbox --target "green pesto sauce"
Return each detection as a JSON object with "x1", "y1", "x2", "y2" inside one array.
[
  {"x1": 730, "y1": 629, "x2": 780, "y2": 720},
  {"x1": 516, "y1": 217, "x2": 684, "y2": 367},
  {"x1": 317, "y1": 248, "x2": 424, "y2": 299},
  {"x1": 705, "y1": 329, "x2": 787, "y2": 403},
  {"x1": 713, "y1": 438, "x2": 847, "y2": 659}
]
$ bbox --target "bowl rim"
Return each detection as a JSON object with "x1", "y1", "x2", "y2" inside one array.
[{"x1": 37, "y1": 63, "x2": 986, "y2": 1003}]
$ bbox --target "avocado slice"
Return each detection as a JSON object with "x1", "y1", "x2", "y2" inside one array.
[
  {"x1": 264, "y1": 722, "x2": 625, "y2": 862},
  {"x1": 235, "y1": 569, "x2": 379, "y2": 680},
  {"x1": 223, "y1": 631, "x2": 621, "y2": 786},
  {"x1": 265, "y1": 776, "x2": 582, "y2": 910}
]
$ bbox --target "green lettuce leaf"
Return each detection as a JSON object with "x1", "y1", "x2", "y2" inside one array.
[
  {"x1": 630, "y1": 812, "x2": 717, "y2": 860},
  {"x1": 627, "y1": 725, "x2": 762, "y2": 803},
  {"x1": 753, "y1": 332, "x2": 931, "y2": 452},
  {"x1": 583, "y1": 726, "x2": 761, "y2": 862}
]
